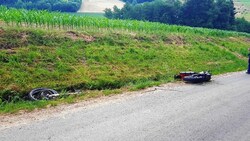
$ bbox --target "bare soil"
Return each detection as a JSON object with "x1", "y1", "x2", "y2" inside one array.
[
  {"x1": 78, "y1": 0, "x2": 125, "y2": 13},
  {"x1": 165, "y1": 35, "x2": 186, "y2": 45},
  {"x1": 0, "y1": 28, "x2": 4, "y2": 34},
  {"x1": 66, "y1": 31, "x2": 95, "y2": 42}
]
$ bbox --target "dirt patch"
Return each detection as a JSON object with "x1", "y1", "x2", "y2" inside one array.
[
  {"x1": 5, "y1": 49, "x2": 16, "y2": 54},
  {"x1": 196, "y1": 36, "x2": 213, "y2": 43},
  {"x1": 78, "y1": 0, "x2": 125, "y2": 13},
  {"x1": 244, "y1": 37, "x2": 250, "y2": 43},
  {"x1": 0, "y1": 28, "x2": 4, "y2": 34},
  {"x1": 20, "y1": 32, "x2": 28, "y2": 44},
  {"x1": 165, "y1": 35, "x2": 185, "y2": 45},
  {"x1": 0, "y1": 31, "x2": 29, "y2": 49},
  {"x1": 135, "y1": 35, "x2": 152, "y2": 41},
  {"x1": 229, "y1": 37, "x2": 250, "y2": 45},
  {"x1": 0, "y1": 43, "x2": 14, "y2": 50},
  {"x1": 66, "y1": 31, "x2": 95, "y2": 42},
  {"x1": 228, "y1": 36, "x2": 241, "y2": 42}
]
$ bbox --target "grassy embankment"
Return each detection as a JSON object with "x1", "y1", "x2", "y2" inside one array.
[{"x1": 0, "y1": 7, "x2": 250, "y2": 114}]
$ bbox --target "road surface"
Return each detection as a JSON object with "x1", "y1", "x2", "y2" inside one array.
[{"x1": 0, "y1": 72, "x2": 250, "y2": 141}]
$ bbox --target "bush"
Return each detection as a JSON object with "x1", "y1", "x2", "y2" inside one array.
[{"x1": 234, "y1": 18, "x2": 250, "y2": 33}]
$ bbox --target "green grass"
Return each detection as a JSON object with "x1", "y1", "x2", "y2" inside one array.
[
  {"x1": 1, "y1": 26, "x2": 249, "y2": 114},
  {"x1": 0, "y1": 6, "x2": 250, "y2": 114},
  {"x1": 242, "y1": 13, "x2": 250, "y2": 21}
]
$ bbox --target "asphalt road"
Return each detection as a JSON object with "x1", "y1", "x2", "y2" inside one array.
[{"x1": 1, "y1": 72, "x2": 250, "y2": 141}]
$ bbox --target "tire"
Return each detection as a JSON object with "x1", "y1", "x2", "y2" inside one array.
[
  {"x1": 28, "y1": 88, "x2": 58, "y2": 101},
  {"x1": 183, "y1": 74, "x2": 211, "y2": 83}
]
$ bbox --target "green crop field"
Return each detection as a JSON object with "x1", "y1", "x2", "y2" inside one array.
[
  {"x1": 235, "y1": 0, "x2": 250, "y2": 21},
  {"x1": 0, "y1": 6, "x2": 250, "y2": 114},
  {"x1": 67, "y1": 12, "x2": 104, "y2": 18}
]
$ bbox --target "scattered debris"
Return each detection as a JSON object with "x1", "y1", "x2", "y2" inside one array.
[
  {"x1": 174, "y1": 71, "x2": 212, "y2": 83},
  {"x1": 28, "y1": 88, "x2": 59, "y2": 101},
  {"x1": 174, "y1": 71, "x2": 196, "y2": 79}
]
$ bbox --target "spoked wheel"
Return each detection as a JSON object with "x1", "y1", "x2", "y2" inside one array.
[{"x1": 28, "y1": 88, "x2": 59, "y2": 101}]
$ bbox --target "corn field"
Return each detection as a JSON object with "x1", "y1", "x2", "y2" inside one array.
[{"x1": 0, "y1": 6, "x2": 249, "y2": 37}]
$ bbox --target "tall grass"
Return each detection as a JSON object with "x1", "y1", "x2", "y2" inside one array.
[{"x1": 1, "y1": 27, "x2": 249, "y2": 100}]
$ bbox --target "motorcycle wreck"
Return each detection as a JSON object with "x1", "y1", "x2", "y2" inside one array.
[{"x1": 174, "y1": 71, "x2": 212, "y2": 83}]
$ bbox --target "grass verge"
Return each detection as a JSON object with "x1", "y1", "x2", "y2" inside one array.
[{"x1": 0, "y1": 24, "x2": 250, "y2": 114}]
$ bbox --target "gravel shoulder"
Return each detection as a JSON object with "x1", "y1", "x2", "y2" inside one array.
[
  {"x1": 0, "y1": 71, "x2": 243, "y2": 130},
  {"x1": 0, "y1": 82, "x2": 184, "y2": 130},
  {"x1": 1, "y1": 71, "x2": 250, "y2": 141}
]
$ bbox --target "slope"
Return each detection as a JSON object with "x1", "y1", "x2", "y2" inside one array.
[{"x1": 0, "y1": 7, "x2": 250, "y2": 113}]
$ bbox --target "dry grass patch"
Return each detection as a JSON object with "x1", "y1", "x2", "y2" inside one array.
[{"x1": 66, "y1": 31, "x2": 95, "y2": 42}]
